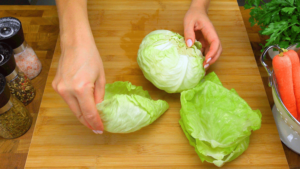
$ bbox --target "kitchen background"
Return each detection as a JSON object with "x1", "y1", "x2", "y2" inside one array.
[{"x1": 0, "y1": 0, "x2": 271, "y2": 6}]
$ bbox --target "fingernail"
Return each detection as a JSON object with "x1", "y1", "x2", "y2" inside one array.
[
  {"x1": 93, "y1": 130, "x2": 103, "y2": 134},
  {"x1": 187, "y1": 39, "x2": 193, "y2": 47},
  {"x1": 96, "y1": 130, "x2": 103, "y2": 134},
  {"x1": 206, "y1": 58, "x2": 211, "y2": 63},
  {"x1": 204, "y1": 64, "x2": 209, "y2": 69}
]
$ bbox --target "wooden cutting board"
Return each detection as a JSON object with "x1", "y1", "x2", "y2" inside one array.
[{"x1": 25, "y1": 0, "x2": 289, "y2": 168}]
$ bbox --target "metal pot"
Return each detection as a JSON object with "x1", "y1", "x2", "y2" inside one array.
[{"x1": 260, "y1": 44, "x2": 300, "y2": 135}]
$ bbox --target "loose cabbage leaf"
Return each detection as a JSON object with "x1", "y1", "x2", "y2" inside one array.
[
  {"x1": 104, "y1": 81, "x2": 151, "y2": 100},
  {"x1": 199, "y1": 71, "x2": 222, "y2": 86},
  {"x1": 96, "y1": 81, "x2": 169, "y2": 133},
  {"x1": 137, "y1": 30, "x2": 205, "y2": 93},
  {"x1": 180, "y1": 118, "x2": 250, "y2": 167},
  {"x1": 180, "y1": 72, "x2": 262, "y2": 167}
]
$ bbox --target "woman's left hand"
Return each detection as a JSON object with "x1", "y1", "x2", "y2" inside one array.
[{"x1": 184, "y1": 5, "x2": 222, "y2": 70}]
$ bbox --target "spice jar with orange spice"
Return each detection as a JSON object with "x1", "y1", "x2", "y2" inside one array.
[{"x1": 0, "y1": 17, "x2": 42, "y2": 79}]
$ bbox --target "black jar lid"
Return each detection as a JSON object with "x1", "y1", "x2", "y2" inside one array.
[
  {"x1": 0, "y1": 17, "x2": 24, "y2": 49},
  {"x1": 0, "y1": 42, "x2": 16, "y2": 76},
  {"x1": 0, "y1": 73, "x2": 10, "y2": 108}
]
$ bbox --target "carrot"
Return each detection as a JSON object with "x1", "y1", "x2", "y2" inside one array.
[
  {"x1": 296, "y1": 49, "x2": 300, "y2": 59},
  {"x1": 273, "y1": 50, "x2": 298, "y2": 119},
  {"x1": 284, "y1": 49, "x2": 300, "y2": 120}
]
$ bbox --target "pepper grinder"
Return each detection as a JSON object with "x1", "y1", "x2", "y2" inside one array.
[
  {"x1": 0, "y1": 17, "x2": 42, "y2": 79},
  {"x1": 0, "y1": 73, "x2": 32, "y2": 139},
  {"x1": 0, "y1": 42, "x2": 36, "y2": 105}
]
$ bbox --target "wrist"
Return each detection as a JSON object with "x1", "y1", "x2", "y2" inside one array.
[
  {"x1": 56, "y1": 0, "x2": 94, "y2": 50},
  {"x1": 190, "y1": 0, "x2": 210, "y2": 13},
  {"x1": 60, "y1": 27, "x2": 94, "y2": 50}
]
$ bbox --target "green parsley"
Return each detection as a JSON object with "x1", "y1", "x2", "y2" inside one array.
[{"x1": 245, "y1": 0, "x2": 300, "y2": 49}]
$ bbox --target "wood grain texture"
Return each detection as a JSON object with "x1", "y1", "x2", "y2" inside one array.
[
  {"x1": 0, "y1": 6, "x2": 59, "y2": 169},
  {"x1": 240, "y1": 7, "x2": 300, "y2": 169},
  {"x1": 24, "y1": 0, "x2": 289, "y2": 168}
]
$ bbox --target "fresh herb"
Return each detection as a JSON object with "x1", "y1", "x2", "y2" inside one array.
[{"x1": 245, "y1": 0, "x2": 300, "y2": 49}]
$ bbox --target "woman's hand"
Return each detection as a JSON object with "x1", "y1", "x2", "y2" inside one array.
[
  {"x1": 52, "y1": 40, "x2": 105, "y2": 134},
  {"x1": 54, "y1": 0, "x2": 105, "y2": 134},
  {"x1": 184, "y1": 0, "x2": 222, "y2": 70}
]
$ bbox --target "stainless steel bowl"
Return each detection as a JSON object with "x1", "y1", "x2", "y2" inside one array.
[{"x1": 260, "y1": 44, "x2": 300, "y2": 135}]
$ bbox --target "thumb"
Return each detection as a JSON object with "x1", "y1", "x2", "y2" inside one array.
[{"x1": 184, "y1": 20, "x2": 196, "y2": 48}]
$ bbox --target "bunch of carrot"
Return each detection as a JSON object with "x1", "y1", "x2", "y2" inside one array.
[{"x1": 273, "y1": 49, "x2": 300, "y2": 121}]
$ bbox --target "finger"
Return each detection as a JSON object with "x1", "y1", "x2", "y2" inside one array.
[
  {"x1": 197, "y1": 20, "x2": 220, "y2": 60},
  {"x1": 206, "y1": 39, "x2": 220, "y2": 61},
  {"x1": 63, "y1": 95, "x2": 93, "y2": 129},
  {"x1": 203, "y1": 56, "x2": 212, "y2": 66},
  {"x1": 52, "y1": 80, "x2": 57, "y2": 91},
  {"x1": 203, "y1": 46, "x2": 214, "y2": 66},
  {"x1": 203, "y1": 49, "x2": 212, "y2": 68},
  {"x1": 184, "y1": 18, "x2": 196, "y2": 47},
  {"x1": 204, "y1": 46, "x2": 210, "y2": 56},
  {"x1": 204, "y1": 62, "x2": 210, "y2": 70},
  {"x1": 75, "y1": 83, "x2": 104, "y2": 132},
  {"x1": 55, "y1": 84, "x2": 93, "y2": 129},
  {"x1": 203, "y1": 45, "x2": 222, "y2": 69},
  {"x1": 209, "y1": 45, "x2": 222, "y2": 65},
  {"x1": 94, "y1": 76, "x2": 106, "y2": 104},
  {"x1": 200, "y1": 48, "x2": 205, "y2": 54},
  {"x1": 52, "y1": 76, "x2": 60, "y2": 92}
]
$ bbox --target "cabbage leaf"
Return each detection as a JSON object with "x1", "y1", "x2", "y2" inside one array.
[
  {"x1": 96, "y1": 81, "x2": 169, "y2": 133},
  {"x1": 180, "y1": 72, "x2": 262, "y2": 167}
]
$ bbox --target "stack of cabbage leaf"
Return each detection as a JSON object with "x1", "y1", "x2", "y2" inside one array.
[
  {"x1": 179, "y1": 72, "x2": 262, "y2": 167},
  {"x1": 96, "y1": 81, "x2": 169, "y2": 133}
]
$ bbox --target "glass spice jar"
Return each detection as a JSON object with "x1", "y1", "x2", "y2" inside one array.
[
  {"x1": 0, "y1": 73, "x2": 32, "y2": 139},
  {"x1": 0, "y1": 17, "x2": 42, "y2": 79},
  {"x1": 0, "y1": 42, "x2": 36, "y2": 105}
]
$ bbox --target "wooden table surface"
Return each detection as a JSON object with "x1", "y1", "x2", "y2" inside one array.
[
  {"x1": 23, "y1": 0, "x2": 289, "y2": 168},
  {"x1": 1, "y1": 2, "x2": 299, "y2": 169}
]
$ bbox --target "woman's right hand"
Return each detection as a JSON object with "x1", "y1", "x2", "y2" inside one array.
[
  {"x1": 183, "y1": 0, "x2": 222, "y2": 70},
  {"x1": 54, "y1": 0, "x2": 105, "y2": 134},
  {"x1": 52, "y1": 39, "x2": 106, "y2": 134}
]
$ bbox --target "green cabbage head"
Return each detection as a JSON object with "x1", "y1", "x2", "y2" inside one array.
[
  {"x1": 137, "y1": 30, "x2": 205, "y2": 93},
  {"x1": 180, "y1": 72, "x2": 262, "y2": 167},
  {"x1": 96, "y1": 81, "x2": 169, "y2": 133}
]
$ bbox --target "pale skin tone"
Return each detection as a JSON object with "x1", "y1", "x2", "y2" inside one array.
[{"x1": 53, "y1": 0, "x2": 222, "y2": 134}]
